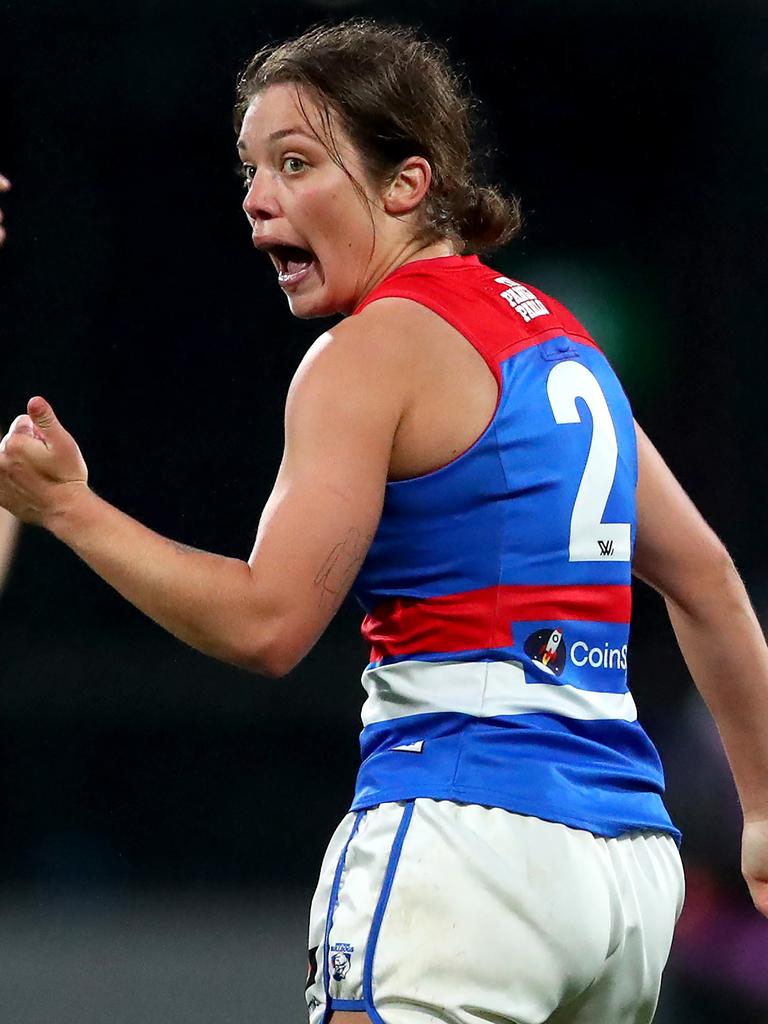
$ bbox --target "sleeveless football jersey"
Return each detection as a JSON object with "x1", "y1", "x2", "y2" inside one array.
[{"x1": 349, "y1": 254, "x2": 678, "y2": 841}]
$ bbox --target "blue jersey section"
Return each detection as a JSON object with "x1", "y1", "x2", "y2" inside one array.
[
  {"x1": 347, "y1": 258, "x2": 677, "y2": 842},
  {"x1": 353, "y1": 338, "x2": 637, "y2": 609},
  {"x1": 351, "y1": 711, "x2": 679, "y2": 841}
]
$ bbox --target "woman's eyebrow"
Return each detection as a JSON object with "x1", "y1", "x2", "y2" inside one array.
[
  {"x1": 237, "y1": 126, "x2": 316, "y2": 153},
  {"x1": 268, "y1": 126, "x2": 314, "y2": 142}
]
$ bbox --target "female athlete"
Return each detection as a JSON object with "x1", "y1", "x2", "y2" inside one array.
[{"x1": 1, "y1": 21, "x2": 767, "y2": 1024}]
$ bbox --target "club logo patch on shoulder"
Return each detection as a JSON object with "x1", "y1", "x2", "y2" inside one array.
[
  {"x1": 524, "y1": 627, "x2": 567, "y2": 676},
  {"x1": 329, "y1": 942, "x2": 354, "y2": 981}
]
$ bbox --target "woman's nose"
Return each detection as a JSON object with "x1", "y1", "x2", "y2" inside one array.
[{"x1": 242, "y1": 169, "x2": 280, "y2": 221}]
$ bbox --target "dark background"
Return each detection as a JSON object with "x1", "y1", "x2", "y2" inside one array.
[{"x1": 1, "y1": 0, "x2": 767, "y2": 1020}]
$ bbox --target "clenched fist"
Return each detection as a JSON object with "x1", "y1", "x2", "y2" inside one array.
[{"x1": 0, "y1": 397, "x2": 89, "y2": 526}]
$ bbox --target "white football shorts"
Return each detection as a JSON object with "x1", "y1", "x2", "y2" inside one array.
[{"x1": 305, "y1": 799, "x2": 684, "y2": 1024}]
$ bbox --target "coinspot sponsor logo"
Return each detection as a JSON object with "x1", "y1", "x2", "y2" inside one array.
[
  {"x1": 524, "y1": 628, "x2": 627, "y2": 675},
  {"x1": 571, "y1": 641, "x2": 627, "y2": 671}
]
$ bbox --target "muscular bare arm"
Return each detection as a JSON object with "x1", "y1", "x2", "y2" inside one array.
[
  {"x1": 633, "y1": 422, "x2": 768, "y2": 915},
  {"x1": 0, "y1": 302, "x2": 411, "y2": 675}
]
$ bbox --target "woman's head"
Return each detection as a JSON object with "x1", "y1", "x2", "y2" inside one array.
[{"x1": 235, "y1": 20, "x2": 521, "y2": 316}]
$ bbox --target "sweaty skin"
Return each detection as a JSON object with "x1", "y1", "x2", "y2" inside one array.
[{"x1": 0, "y1": 85, "x2": 766, "y2": 952}]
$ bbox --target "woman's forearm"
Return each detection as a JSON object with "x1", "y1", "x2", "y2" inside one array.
[
  {"x1": 45, "y1": 485, "x2": 275, "y2": 673},
  {"x1": 665, "y1": 557, "x2": 768, "y2": 822}
]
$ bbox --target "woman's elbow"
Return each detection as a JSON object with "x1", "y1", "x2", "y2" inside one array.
[
  {"x1": 230, "y1": 629, "x2": 304, "y2": 679},
  {"x1": 663, "y1": 538, "x2": 742, "y2": 619},
  {"x1": 254, "y1": 647, "x2": 300, "y2": 679}
]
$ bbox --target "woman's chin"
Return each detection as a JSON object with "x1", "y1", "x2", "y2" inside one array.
[
  {"x1": 286, "y1": 297, "x2": 334, "y2": 319},
  {"x1": 285, "y1": 287, "x2": 340, "y2": 320}
]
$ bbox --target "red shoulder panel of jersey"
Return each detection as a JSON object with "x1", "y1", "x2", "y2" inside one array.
[{"x1": 353, "y1": 255, "x2": 602, "y2": 373}]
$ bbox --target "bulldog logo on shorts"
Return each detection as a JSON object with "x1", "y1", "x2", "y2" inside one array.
[{"x1": 329, "y1": 942, "x2": 354, "y2": 981}]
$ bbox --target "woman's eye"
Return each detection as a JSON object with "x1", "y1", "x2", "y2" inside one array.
[
  {"x1": 241, "y1": 165, "x2": 256, "y2": 189},
  {"x1": 282, "y1": 157, "x2": 307, "y2": 174}
]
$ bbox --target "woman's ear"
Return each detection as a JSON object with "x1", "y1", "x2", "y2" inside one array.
[{"x1": 383, "y1": 156, "x2": 432, "y2": 215}]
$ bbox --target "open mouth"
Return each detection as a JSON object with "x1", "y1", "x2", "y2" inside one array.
[{"x1": 266, "y1": 244, "x2": 317, "y2": 289}]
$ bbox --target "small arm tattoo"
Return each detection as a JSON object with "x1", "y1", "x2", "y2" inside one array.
[{"x1": 314, "y1": 527, "x2": 373, "y2": 606}]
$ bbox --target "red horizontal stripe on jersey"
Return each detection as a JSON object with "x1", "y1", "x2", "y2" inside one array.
[{"x1": 362, "y1": 584, "x2": 632, "y2": 662}]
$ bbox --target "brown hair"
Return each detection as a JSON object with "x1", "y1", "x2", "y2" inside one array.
[{"x1": 234, "y1": 20, "x2": 522, "y2": 254}]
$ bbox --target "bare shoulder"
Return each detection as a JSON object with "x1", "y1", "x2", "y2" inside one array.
[
  {"x1": 301, "y1": 297, "x2": 431, "y2": 366},
  {"x1": 280, "y1": 299, "x2": 432, "y2": 453},
  {"x1": 288, "y1": 298, "x2": 432, "y2": 407},
  {"x1": 286, "y1": 296, "x2": 496, "y2": 480}
]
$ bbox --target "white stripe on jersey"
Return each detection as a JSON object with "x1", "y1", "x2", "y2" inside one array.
[{"x1": 361, "y1": 659, "x2": 638, "y2": 727}]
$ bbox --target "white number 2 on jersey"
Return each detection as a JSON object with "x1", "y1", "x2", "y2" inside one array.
[{"x1": 546, "y1": 360, "x2": 631, "y2": 562}]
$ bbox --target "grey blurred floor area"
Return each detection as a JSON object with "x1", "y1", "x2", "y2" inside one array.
[
  {"x1": 0, "y1": 889, "x2": 309, "y2": 1024},
  {"x1": 0, "y1": 889, "x2": 756, "y2": 1024}
]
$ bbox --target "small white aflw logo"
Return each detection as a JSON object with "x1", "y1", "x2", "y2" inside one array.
[
  {"x1": 391, "y1": 740, "x2": 424, "y2": 754},
  {"x1": 494, "y1": 277, "x2": 549, "y2": 323}
]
